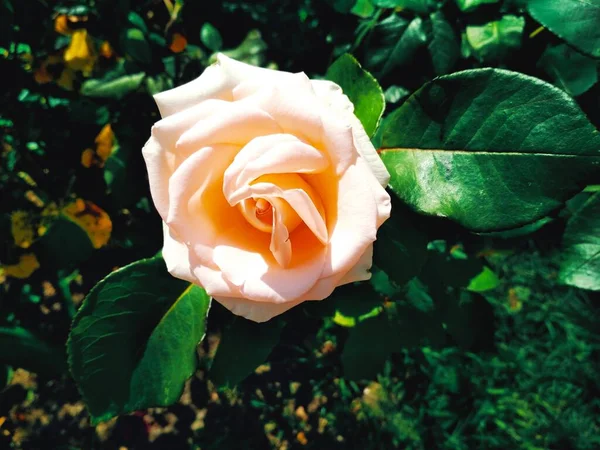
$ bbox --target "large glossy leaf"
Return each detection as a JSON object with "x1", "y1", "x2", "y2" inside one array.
[
  {"x1": 528, "y1": 0, "x2": 600, "y2": 59},
  {"x1": 68, "y1": 257, "x2": 211, "y2": 423},
  {"x1": 559, "y1": 192, "x2": 600, "y2": 290},
  {"x1": 209, "y1": 316, "x2": 283, "y2": 388},
  {"x1": 379, "y1": 69, "x2": 600, "y2": 231},
  {"x1": 325, "y1": 53, "x2": 385, "y2": 137},
  {"x1": 538, "y1": 44, "x2": 598, "y2": 97}
]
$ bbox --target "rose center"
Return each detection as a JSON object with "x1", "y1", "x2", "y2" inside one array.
[{"x1": 238, "y1": 196, "x2": 301, "y2": 235}]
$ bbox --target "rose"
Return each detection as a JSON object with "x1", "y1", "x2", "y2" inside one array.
[{"x1": 143, "y1": 54, "x2": 391, "y2": 322}]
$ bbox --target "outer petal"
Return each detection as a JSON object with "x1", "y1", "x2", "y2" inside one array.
[
  {"x1": 214, "y1": 296, "x2": 303, "y2": 323},
  {"x1": 318, "y1": 158, "x2": 390, "y2": 280},
  {"x1": 312, "y1": 79, "x2": 390, "y2": 187},
  {"x1": 153, "y1": 54, "x2": 296, "y2": 118},
  {"x1": 162, "y1": 222, "x2": 195, "y2": 283},
  {"x1": 142, "y1": 136, "x2": 171, "y2": 220},
  {"x1": 212, "y1": 224, "x2": 326, "y2": 304}
]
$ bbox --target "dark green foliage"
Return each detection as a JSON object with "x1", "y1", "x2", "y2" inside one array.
[
  {"x1": 1, "y1": 0, "x2": 600, "y2": 449},
  {"x1": 68, "y1": 257, "x2": 211, "y2": 423}
]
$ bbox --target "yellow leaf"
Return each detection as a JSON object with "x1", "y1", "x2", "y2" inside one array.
[
  {"x1": 95, "y1": 124, "x2": 115, "y2": 161},
  {"x1": 56, "y1": 67, "x2": 76, "y2": 91},
  {"x1": 100, "y1": 41, "x2": 114, "y2": 59},
  {"x1": 62, "y1": 200, "x2": 112, "y2": 249},
  {"x1": 11, "y1": 211, "x2": 35, "y2": 249},
  {"x1": 54, "y1": 15, "x2": 72, "y2": 35},
  {"x1": 81, "y1": 148, "x2": 95, "y2": 168},
  {"x1": 2, "y1": 254, "x2": 40, "y2": 279},
  {"x1": 64, "y1": 29, "x2": 96, "y2": 74}
]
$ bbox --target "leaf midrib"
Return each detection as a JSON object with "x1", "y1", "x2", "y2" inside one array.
[{"x1": 379, "y1": 148, "x2": 600, "y2": 158}]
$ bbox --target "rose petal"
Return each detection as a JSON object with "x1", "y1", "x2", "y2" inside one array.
[
  {"x1": 318, "y1": 158, "x2": 390, "y2": 279},
  {"x1": 312, "y1": 80, "x2": 390, "y2": 187},
  {"x1": 214, "y1": 295, "x2": 303, "y2": 322},
  {"x1": 213, "y1": 224, "x2": 326, "y2": 303},
  {"x1": 227, "y1": 173, "x2": 328, "y2": 245},
  {"x1": 222, "y1": 134, "x2": 329, "y2": 197},
  {"x1": 175, "y1": 103, "x2": 282, "y2": 155},
  {"x1": 270, "y1": 201, "x2": 292, "y2": 267},
  {"x1": 142, "y1": 136, "x2": 171, "y2": 220},
  {"x1": 153, "y1": 60, "x2": 234, "y2": 117},
  {"x1": 162, "y1": 222, "x2": 195, "y2": 283}
]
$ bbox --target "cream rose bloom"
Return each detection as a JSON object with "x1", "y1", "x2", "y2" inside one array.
[{"x1": 143, "y1": 54, "x2": 391, "y2": 322}]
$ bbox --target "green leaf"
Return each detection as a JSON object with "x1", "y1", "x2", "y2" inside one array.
[
  {"x1": 528, "y1": 0, "x2": 600, "y2": 59},
  {"x1": 325, "y1": 53, "x2": 385, "y2": 137},
  {"x1": 455, "y1": 0, "x2": 499, "y2": 12},
  {"x1": 538, "y1": 44, "x2": 598, "y2": 97},
  {"x1": 559, "y1": 192, "x2": 600, "y2": 290},
  {"x1": 209, "y1": 317, "x2": 283, "y2": 388},
  {"x1": 428, "y1": 11, "x2": 460, "y2": 75},
  {"x1": 384, "y1": 85, "x2": 410, "y2": 104},
  {"x1": 441, "y1": 291, "x2": 495, "y2": 350},
  {"x1": 0, "y1": 326, "x2": 66, "y2": 376},
  {"x1": 127, "y1": 11, "x2": 148, "y2": 34},
  {"x1": 200, "y1": 23, "x2": 223, "y2": 52},
  {"x1": 326, "y1": 0, "x2": 356, "y2": 13},
  {"x1": 329, "y1": 283, "x2": 384, "y2": 327},
  {"x1": 372, "y1": 0, "x2": 435, "y2": 13},
  {"x1": 351, "y1": 0, "x2": 375, "y2": 17},
  {"x1": 466, "y1": 266, "x2": 500, "y2": 293},
  {"x1": 81, "y1": 72, "x2": 145, "y2": 100},
  {"x1": 464, "y1": 15, "x2": 525, "y2": 63},
  {"x1": 364, "y1": 14, "x2": 429, "y2": 77},
  {"x1": 341, "y1": 313, "x2": 396, "y2": 380},
  {"x1": 215, "y1": 30, "x2": 267, "y2": 67},
  {"x1": 373, "y1": 200, "x2": 429, "y2": 285},
  {"x1": 379, "y1": 69, "x2": 600, "y2": 231},
  {"x1": 120, "y1": 28, "x2": 152, "y2": 65},
  {"x1": 38, "y1": 218, "x2": 94, "y2": 270},
  {"x1": 68, "y1": 257, "x2": 211, "y2": 423}
]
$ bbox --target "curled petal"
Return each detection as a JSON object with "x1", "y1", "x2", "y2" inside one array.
[
  {"x1": 312, "y1": 79, "x2": 390, "y2": 187},
  {"x1": 175, "y1": 104, "x2": 282, "y2": 155},
  {"x1": 222, "y1": 134, "x2": 329, "y2": 197}
]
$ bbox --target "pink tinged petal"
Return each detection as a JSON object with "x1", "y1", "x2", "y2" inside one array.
[
  {"x1": 213, "y1": 295, "x2": 304, "y2": 323},
  {"x1": 153, "y1": 61, "x2": 235, "y2": 118},
  {"x1": 222, "y1": 134, "x2": 329, "y2": 197},
  {"x1": 312, "y1": 79, "x2": 390, "y2": 187},
  {"x1": 142, "y1": 136, "x2": 171, "y2": 220},
  {"x1": 162, "y1": 222, "x2": 196, "y2": 283},
  {"x1": 175, "y1": 104, "x2": 282, "y2": 155}
]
